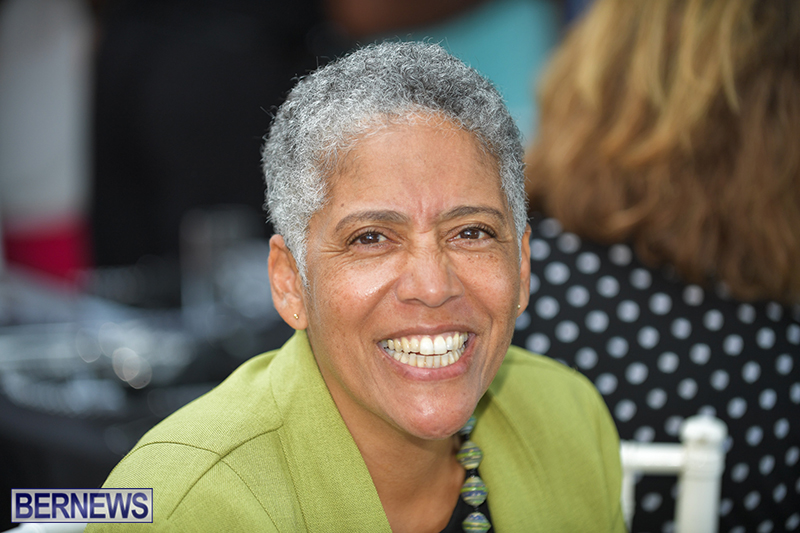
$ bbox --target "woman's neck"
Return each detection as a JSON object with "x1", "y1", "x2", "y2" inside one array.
[{"x1": 337, "y1": 404, "x2": 465, "y2": 533}]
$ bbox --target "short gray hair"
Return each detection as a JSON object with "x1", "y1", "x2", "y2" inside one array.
[{"x1": 262, "y1": 41, "x2": 526, "y2": 278}]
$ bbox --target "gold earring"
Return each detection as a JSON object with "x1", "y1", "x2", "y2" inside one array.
[{"x1": 293, "y1": 313, "x2": 299, "y2": 320}]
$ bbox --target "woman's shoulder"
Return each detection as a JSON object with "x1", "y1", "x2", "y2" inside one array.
[
  {"x1": 495, "y1": 345, "x2": 603, "y2": 407},
  {"x1": 134, "y1": 349, "x2": 285, "y2": 454},
  {"x1": 488, "y1": 344, "x2": 617, "y2": 449},
  {"x1": 102, "y1": 347, "x2": 287, "y2": 472},
  {"x1": 477, "y1": 345, "x2": 624, "y2": 531},
  {"x1": 97, "y1": 430, "x2": 288, "y2": 530},
  {"x1": 96, "y1": 342, "x2": 311, "y2": 529}
]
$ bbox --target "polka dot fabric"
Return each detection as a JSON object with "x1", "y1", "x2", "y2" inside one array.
[{"x1": 512, "y1": 215, "x2": 800, "y2": 533}]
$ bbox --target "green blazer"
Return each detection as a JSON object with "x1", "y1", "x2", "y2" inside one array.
[{"x1": 89, "y1": 331, "x2": 624, "y2": 532}]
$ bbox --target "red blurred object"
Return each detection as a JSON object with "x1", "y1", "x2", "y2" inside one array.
[{"x1": 3, "y1": 216, "x2": 92, "y2": 285}]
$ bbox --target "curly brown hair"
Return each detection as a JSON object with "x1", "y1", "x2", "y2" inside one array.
[{"x1": 526, "y1": 0, "x2": 800, "y2": 304}]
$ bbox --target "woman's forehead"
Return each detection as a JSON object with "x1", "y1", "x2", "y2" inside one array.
[
  {"x1": 315, "y1": 121, "x2": 511, "y2": 230},
  {"x1": 328, "y1": 113, "x2": 497, "y2": 177}
]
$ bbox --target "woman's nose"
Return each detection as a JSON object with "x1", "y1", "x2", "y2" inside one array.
[{"x1": 395, "y1": 249, "x2": 464, "y2": 307}]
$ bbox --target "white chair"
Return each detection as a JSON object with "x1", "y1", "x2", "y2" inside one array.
[{"x1": 620, "y1": 414, "x2": 728, "y2": 533}]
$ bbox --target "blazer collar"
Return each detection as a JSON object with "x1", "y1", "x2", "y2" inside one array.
[{"x1": 269, "y1": 331, "x2": 392, "y2": 532}]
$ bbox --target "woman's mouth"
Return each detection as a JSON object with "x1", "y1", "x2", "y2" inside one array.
[{"x1": 379, "y1": 333, "x2": 468, "y2": 368}]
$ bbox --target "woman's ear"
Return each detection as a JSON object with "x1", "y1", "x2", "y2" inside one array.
[
  {"x1": 517, "y1": 224, "x2": 532, "y2": 316},
  {"x1": 268, "y1": 234, "x2": 308, "y2": 330}
]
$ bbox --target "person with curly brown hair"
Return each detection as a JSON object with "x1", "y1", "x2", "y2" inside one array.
[{"x1": 516, "y1": 0, "x2": 800, "y2": 531}]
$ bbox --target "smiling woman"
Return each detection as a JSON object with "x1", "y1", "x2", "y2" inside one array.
[
  {"x1": 89, "y1": 42, "x2": 625, "y2": 533},
  {"x1": 291, "y1": 119, "x2": 524, "y2": 444}
]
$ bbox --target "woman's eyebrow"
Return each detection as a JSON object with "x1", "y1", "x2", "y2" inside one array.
[
  {"x1": 334, "y1": 205, "x2": 507, "y2": 234},
  {"x1": 334, "y1": 210, "x2": 410, "y2": 233},
  {"x1": 439, "y1": 205, "x2": 507, "y2": 224}
]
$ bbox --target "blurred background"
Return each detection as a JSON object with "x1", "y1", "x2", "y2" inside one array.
[
  {"x1": 0, "y1": 0, "x2": 583, "y2": 529},
  {"x1": 7, "y1": 1, "x2": 797, "y2": 532}
]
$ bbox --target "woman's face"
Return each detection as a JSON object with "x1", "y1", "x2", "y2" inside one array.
[{"x1": 300, "y1": 120, "x2": 530, "y2": 441}]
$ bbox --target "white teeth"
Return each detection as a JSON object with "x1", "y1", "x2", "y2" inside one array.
[
  {"x1": 409, "y1": 338, "x2": 420, "y2": 353},
  {"x1": 433, "y1": 336, "x2": 447, "y2": 354},
  {"x1": 385, "y1": 333, "x2": 467, "y2": 355},
  {"x1": 420, "y1": 337, "x2": 434, "y2": 355},
  {"x1": 381, "y1": 333, "x2": 468, "y2": 369}
]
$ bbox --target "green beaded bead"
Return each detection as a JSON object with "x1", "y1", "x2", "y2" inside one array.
[
  {"x1": 458, "y1": 415, "x2": 477, "y2": 437},
  {"x1": 457, "y1": 440, "x2": 483, "y2": 470},
  {"x1": 462, "y1": 511, "x2": 491, "y2": 533},
  {"x1": 460, "y1": 475, "x2": 488, "y2": 506}
]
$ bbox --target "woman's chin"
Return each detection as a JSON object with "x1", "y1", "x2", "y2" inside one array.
[{"x1": 394, "y1": 405, "x2": 477, "y2": 441}]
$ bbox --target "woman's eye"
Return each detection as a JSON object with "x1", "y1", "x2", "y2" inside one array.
[
  {"x1": 354, "y1": 232, "x2": 386, "y2": 245},
  {"x1": 458, "y1": 227, "x2": 488, "y2": 240}
]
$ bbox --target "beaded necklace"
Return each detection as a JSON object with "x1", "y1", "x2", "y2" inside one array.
[{"x1": 456, "y1": 415, "x2": 491, "y2": 533}]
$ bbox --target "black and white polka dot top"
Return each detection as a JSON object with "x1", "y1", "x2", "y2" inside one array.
[{"x1": 512, "y1": 214, "x2": 800, "y2": 533}]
